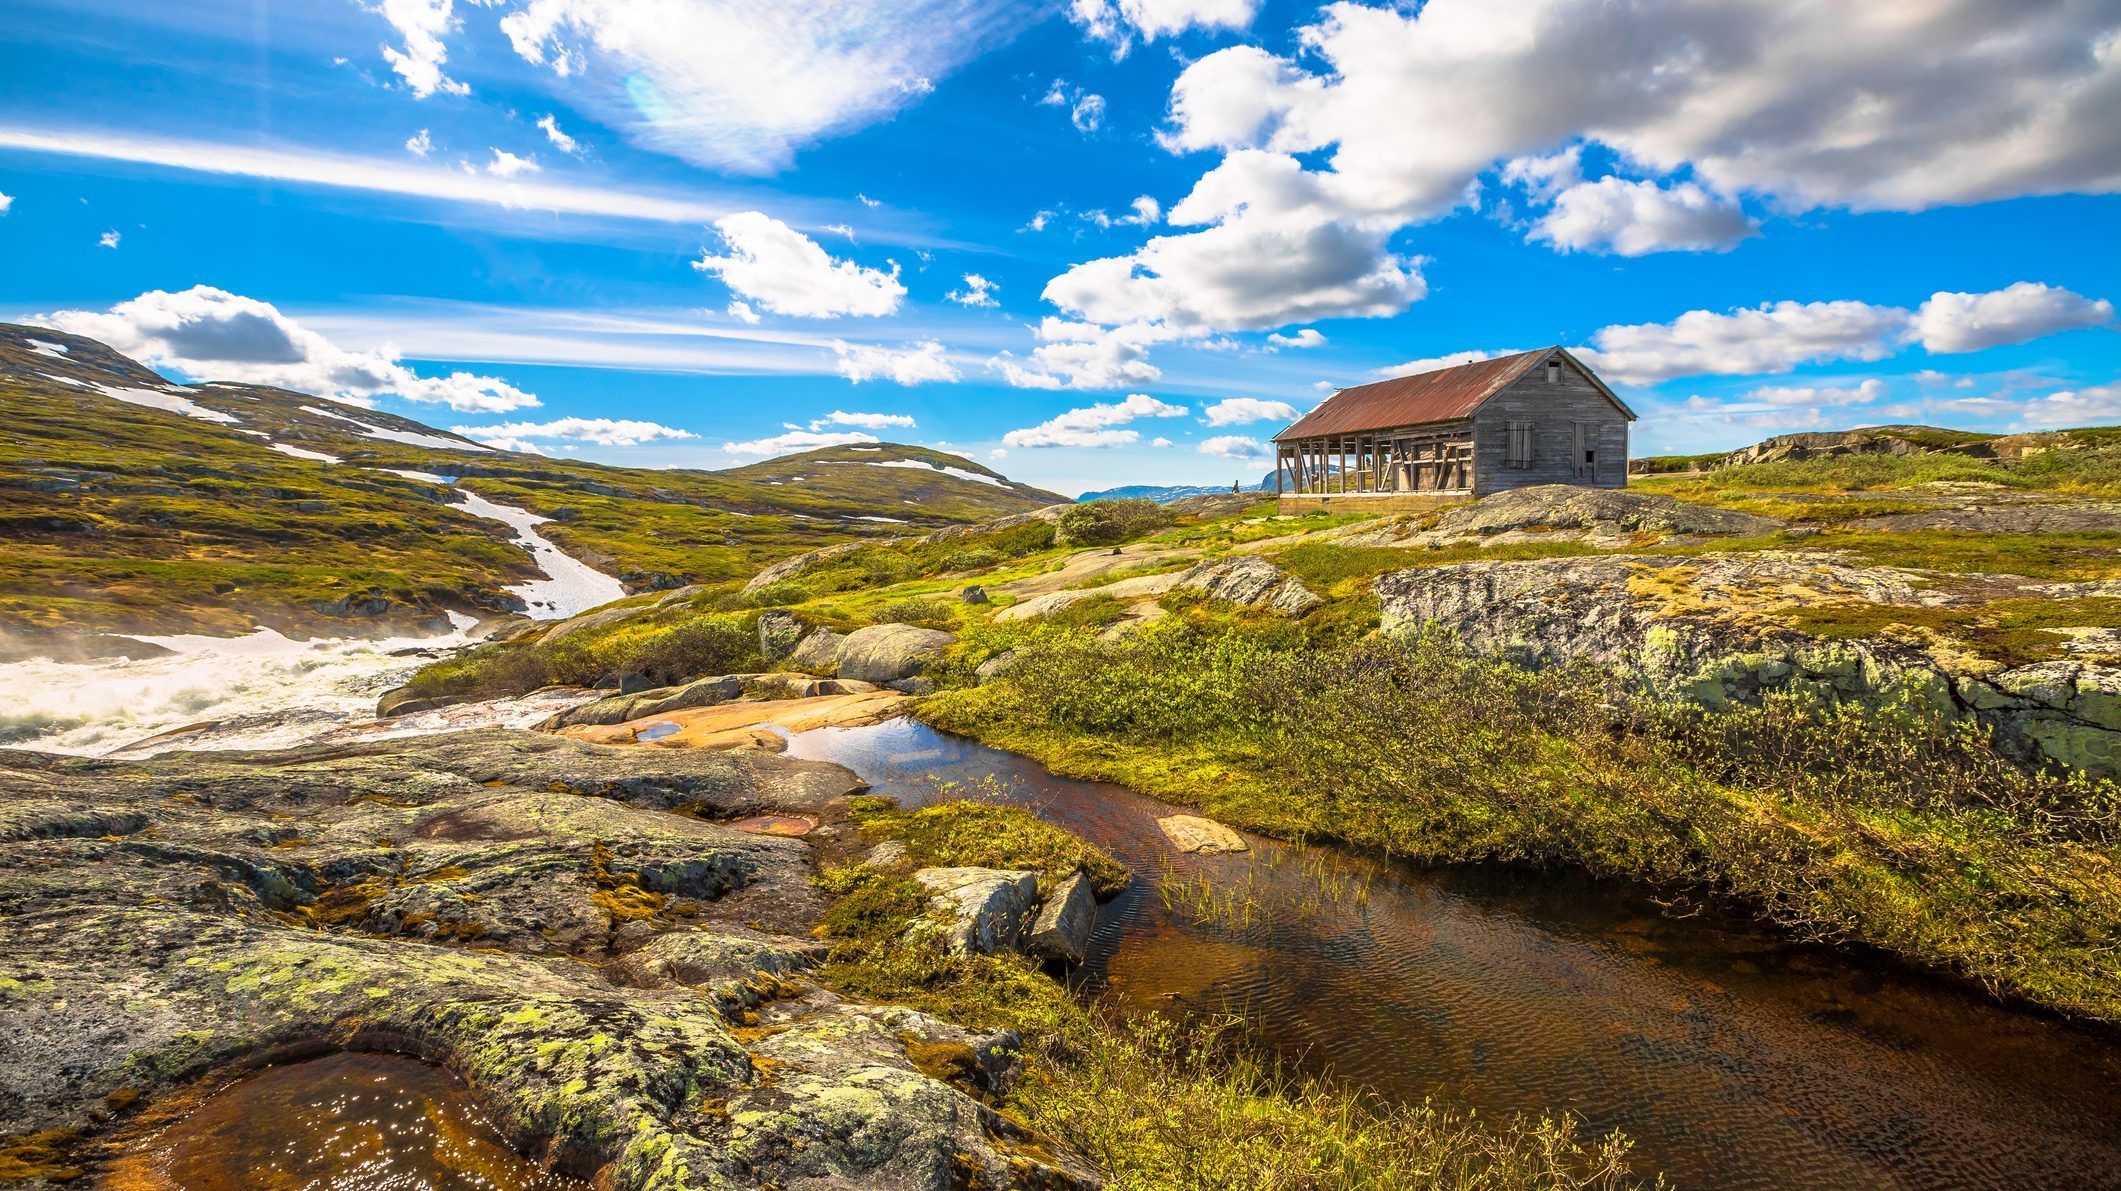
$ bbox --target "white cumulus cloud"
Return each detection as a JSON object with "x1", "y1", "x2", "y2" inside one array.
[
  {"x1": 1070, "y1": 0, "x2": 1260, "y2": 54},
  {"x1": 1373, "y1": 349, "x2": 1519, "y2": 378},
  {"x1": 992, "y1": 319, "x2": 1174, "y2": 390},
  {"x1": 33, "y1": 285, "x2": 540, "y2": 412},
  {"x1": 536, "y1": 114, "x2": 580, "y2": 154},
  {"x1": 812, "y1": 410, "x2": 917, "y2": 430},
  {"x1": 405, "y1": 129, "x2": 433, "y2": 157},
  {"x1": 484, "y1": 148, "x2": 539, "y2": 177},
  {"x1": 98, "y1": 230, "x2": 120, "y2": 249},
  {"x1": 1203, "y1": 397, "x2": 1299, "y2": 425},
  {"x1": 377, "y1": 0, "x2": 469, "y2": 98},
  {"x1": 694, "y1": 211, "x2": 904, "y2": 318},
  {"x1": 1003, "y1": 392, "x2": 1187, "y2": 448},
  {"x1": 1579, "y1": 300, "x2": 1915, "y2": 385},
  {"x1": 2017, "y1": 381, "x2": 2121, "y2": 425},
  {"x1": 1912, "y1": 282, "x2": 2114, "y2": 354},
  {"x1": 723, "y1": 429, "x2": 880, "y2": 456},
  {"x1": 1268, "y1": 328, "x2": 1325, "y2": 349},
  {"x1": 1530, "y1": 178, "x2": 1759, "y2": 256},
  {"x1": 1200, "y1": 434, "x2": 1267, "y2": 458},
  {"x1": 0, "y1": 192, "x2": 12, "y2": 215},
  {"x1": 832, "y1": 340, "x2": 959, "y2": 385},
  {"x1": 946, "y1": 274, "x2": 999, "y2": 307},
  {"x1": 452, "y1": 416, "x2": 694, "y2": 446}
]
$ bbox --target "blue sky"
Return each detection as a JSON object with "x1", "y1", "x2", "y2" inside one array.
[{"x1": 2, "y1": 0, "x2": 2117, "y2": 494}]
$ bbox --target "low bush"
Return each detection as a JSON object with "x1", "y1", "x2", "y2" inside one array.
[
  {"x1": 746, "y1": 581, "x2": 810, "y2": 607},
  {"x1": 1057, "y1": 498, "x2": 1175, "y2": 547},
  {"x1": 870, "y1": 597, "x2": 956, "y2": 629}
]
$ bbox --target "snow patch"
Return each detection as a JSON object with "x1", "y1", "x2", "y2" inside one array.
[
  {"x1": 91, "y1": 382, "x2": 241, "y2": 425},
  {"x1": 269, "y1": 442, "x2": 341, "y2": 464},
  {"x1": 861, "y1": 458, "x2": 1006, "y2": 488},
  {"x1": 451, "y1": 490, "x2": 627, "y2": 619},
  {"x1": 26, "y1": 339, "x2": 69, "y2": 358}
]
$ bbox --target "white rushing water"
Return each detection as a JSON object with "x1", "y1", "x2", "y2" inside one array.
[{"x1": 1, "y1": 479, "x2": 630, "y2": 755}]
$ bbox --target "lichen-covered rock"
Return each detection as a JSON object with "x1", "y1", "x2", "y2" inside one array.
[
  {"x1": 836, "y1": 624, "x2": 958, "y2": 684},
  {"x1": 539, "y1": 601, "x2": 649, "y2": 646},
  {"x1": 1027, "y1": 872, "x2": 1096, "y2": 965},
  {"x1": 1375, "y1": 552, "x2": 2121, "y2": 777},
  {"x1": 974, "y1": 651, "x2": 1022, "y2": 683},
  {"x1": 0, "y1": 733, "x2": 1090, "y2": 1190},
  {"x1": 788, "y1": 626, "x2": 844, "y2": 674},
  {"x1": 742, "y1": 541, "x2": 888, "y2": 596},
  {"x1": 1177, "y1": 555, "x2": 1321, "y2": 616},
  {"x1": 1436, "y1": 485, "x2": 1781, "y2": 538},
  {"x1": 910, "y1": 867, "x2": 1039, "y2": 955},
  {"x1": 757, "y1": 609, "x2": 805, "y2": 662}
]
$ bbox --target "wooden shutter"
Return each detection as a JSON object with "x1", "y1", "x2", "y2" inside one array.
[{"x1": 1572, "y1": 422, "x2": 1586, "y2": 477}]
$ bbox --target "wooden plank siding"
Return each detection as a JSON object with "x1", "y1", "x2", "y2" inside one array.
[{"x1": 1468, "y1": 356, "x2": 1629, "y2": 494}]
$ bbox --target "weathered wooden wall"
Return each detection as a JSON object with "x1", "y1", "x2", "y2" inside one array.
[{"x1": 1468, "y1": 356, "x2": 1629, "y2": 494}]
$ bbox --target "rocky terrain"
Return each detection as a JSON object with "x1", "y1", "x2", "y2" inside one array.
[{"x1": 0, "y1": 731, "x2": 1099, "y2": 1189}]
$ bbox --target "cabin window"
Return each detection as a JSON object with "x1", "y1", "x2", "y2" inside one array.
[
  {"x1": 1546, "y1": 358, "x2": 1562, "y2": 384},
  {"x1": 1505, "y1": 421, "x2": 1534, "y2": 469}
]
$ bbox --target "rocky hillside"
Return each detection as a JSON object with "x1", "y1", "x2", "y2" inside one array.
[
  {"x1": 0, "y1": 323, "x2": 1065, "y2": 647},
  {"x1": 1634, "y1": 423, "x2": 2120, "y2": 473}
]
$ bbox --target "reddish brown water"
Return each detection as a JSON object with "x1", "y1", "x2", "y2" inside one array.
[
  {"x1": 101, "y1": 1052, "x2": 586, "y2": 1191},
  {"x1": 785, "y1": 717, "x2": 2121, "y2": 1191}
]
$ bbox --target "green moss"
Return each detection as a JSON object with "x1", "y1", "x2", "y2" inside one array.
[{"x1": 849, "y1": 793, "x2": 1130, "y2": 897}]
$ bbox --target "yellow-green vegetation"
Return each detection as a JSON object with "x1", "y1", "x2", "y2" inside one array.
[
  {"x1": 397, "y1": 604, "x2": 765, "y2": 700},
  {"x1": 0, "y1": 329, "x2": 1061, "y2": 637},
  {"x1": 919, "y1": 624, "x2": 2121, "y2": 1023},
  {"x1": 1781, "y1": 597, "x2": 2121, "y2": 666},
  {"x1": 846, "y1": 788, "x2": 1130, "y2": 896},
  {"x1": 1016, "y1": 1016, "x2": 1643, "y2": 1191},
  {"x1": 809, "y1": 800, "x2": 1649, "y2": 1189},
  {"x1": 1633, "y1": 433, "x2": 2121, "y2": 501}
]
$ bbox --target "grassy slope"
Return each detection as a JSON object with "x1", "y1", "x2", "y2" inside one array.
[{"x1": 0, "y1": 323, "x2": 1062, "y2": 638}]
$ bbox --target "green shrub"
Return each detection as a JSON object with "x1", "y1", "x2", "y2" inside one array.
[
  {"x1": 746, "y1": 581, "x2": 810, "y2": 607},
  {"x1": 624, "y1": 616, "x2": 760, "y2": 684},
  {"x1": 941, "y1": 547, "x2": 1003, "y2": 572},
  {"x1": 871, "y1": 597, "x2": 956, "y2": 629},
  {"x1": 1057, "y1": 498, "x2": 1175, "y2": 547}
]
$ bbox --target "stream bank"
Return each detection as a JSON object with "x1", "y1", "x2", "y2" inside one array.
[{"x1": 786, "y1": 717, "x2": 2121, "y2": 1191}]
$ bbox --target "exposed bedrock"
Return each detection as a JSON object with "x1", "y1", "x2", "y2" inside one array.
[
  {"x1": 1375, "y1": 552, "x2": 2121, "y2": 777},
  {"x1": 0, "y1": 731, "x2": 1096, "y2": 1190}
]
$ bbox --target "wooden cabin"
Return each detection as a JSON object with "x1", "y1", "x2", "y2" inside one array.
[{"x1": 1271, "y1": 347, "x2": 1635, "y2": 510}]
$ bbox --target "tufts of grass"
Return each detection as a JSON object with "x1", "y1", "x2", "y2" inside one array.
[
  {"x1": 809, "y1": 797, "x2": 1652, "y2": 1190},
  {"x1": 917, "y1": 623, "x2": 2121, "y2": 1022},
  {"x1": 848, "y1": 788, "x2": 1130, "y2": 897}
]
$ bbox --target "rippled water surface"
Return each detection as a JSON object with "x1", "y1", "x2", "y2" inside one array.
[
  {"x1": 786, "y1": 717, "x2": 2121, "y2": 1191},
  {"x1": 101, "y1": 1052, "x2": 586, "y2": 1191}
]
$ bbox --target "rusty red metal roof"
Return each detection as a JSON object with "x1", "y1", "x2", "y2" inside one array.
[{"x1": 1273, "y1": 348, "x2": 1551, "y2": 442}]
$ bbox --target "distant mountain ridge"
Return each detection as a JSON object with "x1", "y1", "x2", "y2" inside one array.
[
  {"x1": 0, "y1": 322, "x2": 1064, "y2": 645},
  {"x1": 1078, "y1": 475, "x2": 1276, "y2": 503}
]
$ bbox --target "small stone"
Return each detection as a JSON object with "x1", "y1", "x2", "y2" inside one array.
[
  {"x1": 1027, "y1": 872, "x2": 1096, "y2": 965},
  {"x1": 1156, "y1": 814, "x2": 1248, "y2": 854},
  {"x1": 865, "y1": 839, "x2": 908, "y2": 867}
]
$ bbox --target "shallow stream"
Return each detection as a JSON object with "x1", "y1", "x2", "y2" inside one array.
[{"x1": 786, "y1": 717, "x2": 2121, "y2": 1191}]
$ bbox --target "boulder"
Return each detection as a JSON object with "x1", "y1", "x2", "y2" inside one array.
[
  {"x1": 958, "y1": 585, "x2": 990, "y2": 605},
  {"x1": 543, "y1": 675, "x2": 744, "y2": 729},
  {"x1": 756, "y1": 609, "x2": 804, "y2": 663},
  {"x1": 912, "y1": 867, "x2": 1039, "y2": 954},
  {"x1": 1177, "y1": 555, "x2": 1321, "y2": 616},
  {"x1": 377, "y1": 687, "x2": 465, "y2": 718},
  {"x1": 1026, "y1": 872, "x2": 1097, "y2": 965},
  {"x1": 889, "y1": 676, "x2": 938, "y2": 696},
  {"x1": 742, "y1": 540, "x2": 893, "y2": 595},
  {"x1": 837, "y1": 624, "x2": 958, "y2": 683},
  {"x1": 788, "y1": 626, "x2": 844, "y2": 674},
  {"x1": 1157, "y1": 814, "x2": 1249, "y2": 854},
  {"x1": 974, "y1": 651, "x2": 1022, "y2": 683}
]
